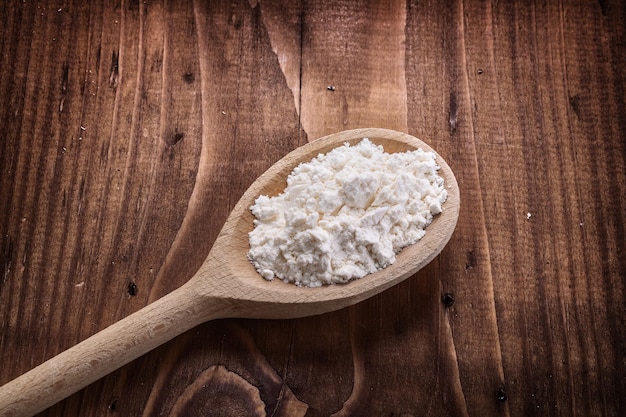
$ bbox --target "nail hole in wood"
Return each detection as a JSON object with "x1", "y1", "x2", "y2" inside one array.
[
  {"x1": 183, "y1": 72, "x2": 195, "y2": 83},
  {"x1": 128, "y1": 282, "x2": 138, "y2": 297},
  {"x1": 496, "y1": 387, "x2": 507, "y2": 402},
  {"x1": 465, "y1": 250, "x2": 477, "y2": 270}
]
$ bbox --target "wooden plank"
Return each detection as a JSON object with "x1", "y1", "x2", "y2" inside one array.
[
  {"x1": 405, "y1": 0, "x2": 507, "y2": 415},
  {"x1": 295, "y1": 1, "x2": 468, "y2": 416},
  {"x1": 299, "y1": 0, "x2": 408, "y2": 139},
  {"x1": 406, "y1": 0, "x2": 626, "y2": 416},
  {"x1": 0, "y1": 0, "x2": 301, "y2": 414}
]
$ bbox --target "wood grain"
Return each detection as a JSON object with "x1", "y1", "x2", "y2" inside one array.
[{"x1": 1, "y1": 0, "x2": 625, "y2": 416}]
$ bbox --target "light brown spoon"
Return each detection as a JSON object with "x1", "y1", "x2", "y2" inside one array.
[{"x1": 0, "y1": 128, "x2": 459, "y2": 416}]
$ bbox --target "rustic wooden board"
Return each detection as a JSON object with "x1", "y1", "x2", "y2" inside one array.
[{"x1": 0, "y1": 0, "x2": 624, "y2": 416}]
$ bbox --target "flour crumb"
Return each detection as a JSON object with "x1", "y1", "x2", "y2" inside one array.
[{"x1": 248, "y1": 138, "x2": 447, "y2": 287}]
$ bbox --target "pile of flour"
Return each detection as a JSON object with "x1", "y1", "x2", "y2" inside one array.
[{"x1": 248, "y1": 138, "x2": 447, "y2": 287}]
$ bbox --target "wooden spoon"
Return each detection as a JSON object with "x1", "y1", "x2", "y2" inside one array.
[{"x1": 0, "y1": 128, "x2": 460, "y2": 416}]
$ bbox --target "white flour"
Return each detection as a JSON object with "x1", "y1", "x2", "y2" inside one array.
[{"x1": 248, "y1": 138, "x2": 447, "y2": 287}]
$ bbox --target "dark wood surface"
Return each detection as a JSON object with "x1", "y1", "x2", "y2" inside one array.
[{"x1": 1, "y1": 0, "x2": 624, "y2": 416}]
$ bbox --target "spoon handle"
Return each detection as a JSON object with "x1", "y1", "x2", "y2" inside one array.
[{"x1": 0, "y1": 283, "x2": 228, "y2": 417}]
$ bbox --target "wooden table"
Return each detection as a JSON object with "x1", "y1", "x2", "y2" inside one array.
[{"x1": 1, "y1": 1, "x2": 624, "y2": 416}]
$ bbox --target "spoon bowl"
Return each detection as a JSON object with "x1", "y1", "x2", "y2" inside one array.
[
  {"x1": 200, "y1": 128, "x2": 460, "y2": 318},
  {"x1": 0, "y1": 128, "x2": 459, "y2": 417}
]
